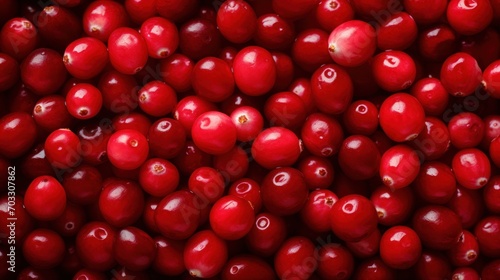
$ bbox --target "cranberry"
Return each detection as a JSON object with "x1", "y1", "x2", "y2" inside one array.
[
  {"x1": 179, "y1": 18, "x2": 222, "y2": 61},
  {"x1": 65, "y1": 83, "x2": 103, "y2": 120},
  {"x1": 62, "y1": 164, "x2": 102, "y2": 205},
  {"x1": 413, "y1": 251, "x2": 453, "y2": 280},
  {"x1": 379, "y1": 144, "x2": 421, "y2": 190},
  {"x1": 245, "y1": 212, "x2": 287, "y2": 257},
  {"x1": 376, "y1": 12, "x2": 417, "y2": 51},
  {"x1": 107, "y1": 129, "x2": 149, "y2": 170},
  {"x1": 114, "y1": 227, "x2": 156, "y2": 271},
  {"x1": 173, "y1": 140, "x2": 213, "y2": 176},
  {"x1": 124, "y1": 0, "x2": 157, "y2": 24},
  {"x1": 0, "y1": 17, "x2": 40, "y2": 61},
  {"x1": 233, "y1": 46, "x2": 276, "y2": 96},
  {"x1": 452, "y1": 267, "x2": 481, "y2": 280},
  {"x1": 155, "y1": 190, "x2": 201, "y2": 240},
  {"x1": 98, "y1": 69, "x2": 139, "y2": 114},
  {"x1": 292, "y1": 28, "x2": 332, "y2": 73},
  {"x1": 342, "y1": 100, "x2": 379, "y2": 136},
  {"x1": 311, "y1": 64, "x2": 353, "y2": 115},
  {"x1": 0, "y1": 195, "x2": 34, "y2": 244},
  {"x1": 403, "y1": 0, "x2": 447, "y2": 25},
  {"x1": 138, "y1": 80, "x2": 177, "y2": 117},
  {"x1": 272, "y1": 52, "x2": 294, "y2": 91},
  {"x1": 264, "y1": 91, "x2": 307, "y2": 130},
  {"x1": 0, "y1": 53, "x2": 19, "y2": 92},
  {"x1": 301, "y1": 112, "x2": 344, "y2": 157},
  {"x1": 474, "y1": 215, "x2": 500, "y2": 258},
  {"x1": 380, "y1": 226, "x2": 421, "y2": 269},
  {"x1": 317, "y1": 244, "x2": 354, "y2": 280},
  {"x1": 63, "y1": 37, "x2": 108, "y2": 80},
  {"x1": 345, "y1": 228, "x2": 381, "y2": 259},
  {"x1": 371, "y1": 185, "x2": 414, "y2": 226},
  {"x1": 213, "y1": 145, "x2": 249, "y2": 183},
  {"x1": 251, "y1": 127, "x2": 301, "y2": 169},
  {"x1": 22, "y1": 228, "x2": 65, "y2": 269},
  {"x1": 228, "y1": 178, "x2": 262, "y2": 214},
  {"x1": 50, "y1": 202, "x2": 86, "y2": 237},
  {"x1": 33, "y1": 95, "x2": 73, "y2": 132},
  {"x1": 441, "y1": 52, "x2": 483, "y2": 97},
  {"x1": 159, "y1": 53, "x2": 194, "y2": 92},
  {"x1": 221, "y1": 255, "x2": 276, "y2": 280},
  {"x1": 414, "y1": 161, "x2": 456, "y2": 204},
  {"x1": 230, "y1": 106, "x2": 265, "y2": 142},
  {"x1": 371, "y1": 50, "x2": 416, "y2": 92},
  {"x1": 83, "y1": 0, "x2": 130, "y2": 42},
  {"x1": 139, "y1": 158, "x2": 179, "y2": 197},
  {"x1": 24, "y1": 175, "x2": 66, "y2": 221},
  {"x1": 338, "y1": 135, "x2": 381, "y2": 180},
  {"x1": 21, "y1": 48, "x2": 67, "y2": 96},
  {"x1": 184, "y1": 229, "x2": 228, "y2": 278},
  {"x1": 330, "y1": 194, "x2": 378, "y2": 242},
  {"x1": 452, "y1": 148, "x2": 491, "y2": 189},
  {"x1": 35, "y1": 6, "x2": 81, "y2": 52},
  {"x1": 108, "y1": 27, "x2": 148, "y2": 75},
  {"x1": 448, "y1": 186, "x2": 485, "y2": 229},
  {"x1": 353, "y1": 257, "x2": 396, "y2": 280},
  {"x1": 484, "y1": 176, "x2": 500, "y2": 213},
  {"x1": 0, "y1": 112, "x2": 37, "y2": 158},
  {"x1": 448, "y1": 112, "x2": 485, "y2": 149},
  {"x1": 210, "y1": 195, "x2": 255, "y2": 240},
  {"x1": 460, "y1": 28, "x2": 500, "y2": 70},
  {"x1": 253, "y1": 13, "x2": 295, "y2": 51},
  {"x1": 379, "y1": 93, "x2": 425, "y2": 142},
  {"x1": 274, "y1": 236, "x2": 316, "y2": 280},
  {"x1": 418, "y1": 24, "x2": 458, "y2": 62},
  {"x1": 316, "y1": 0, "x2": 354, "y2": 32},
  {"x1": 7, "y1": 84, "x2": 38, "y2": 114},
  {"x1": 148, "y1": 118, "x2": 186, "y2": 159},
  {"x1": 153, "y1": 236, "x2": 185, "y2": 276},
  {"x1": 410, "y1": 117, "x2": 451, "y2": 161},
  {"x1": 483, "y1": 60, "x2": 500, "y2": 98},
  {"x1": 299, "y1": 189, "x2": 338, "y2": 232},
  {"x1": 191, "y1": 57, "x2": 235, "y2": 103},
  {"x1": 191, "y1": 111, "x2": 237, "y2": 155},
  {"x1": 412, "y1": 205, "x2": 463, "y2": 250},
  {"x1": 155, "y1": 0, "x2": 199, "y2": 23},
  {"x1": 217, "y1": 0, "x2": 257, "y2": 44},
  {"x1": 112, "y1": 112, "x2": 152, "y2": 137},
  {"x1": 76, "y1": 122, "x2": 112, "y2": 165},
  {"x1": 410, "y1": 77, "x2": 449, "y2": 116},
  {"x1": 327, "y1": 20, "x2": 376, "y2": 67},
  {"x1": 447, "y1": 230, "x2": 479, "y2": 267},
  {"x1": 140, "y1": 17, "x2": 178, "y2": 59},
  {"x1": 174, "y1": 95, "x2": 218, "y2": 137},
  {"x1": 297, "y1": 156, "x2": 335, "y2": 190},
  {"x1": 482, "y1": 259, "x2": 500, "y2": 280},
  {"x1": 73, "y1": 269, "x2": 108, "y2": 280},
  {"x1": 76, "y1": 221, "x2": 117, "y2": 271},
  {"x1": 447, "y1": 0, "x2": 493, "y2": 35}
]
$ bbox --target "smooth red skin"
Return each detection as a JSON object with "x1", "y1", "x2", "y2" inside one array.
[
  {"x1": 22, "y1": 229, "x2": 65, "y2": 269},
  {"x1": 251, "y1": 127, "x2": 301, "y2": 169},
  {"x1": 63, "y1": 37, "x2": 108, "y2": 80},
  {"x1": 142, "y1": 197, "x2": 160, "y2": 234},
  {"x1": 0, "y1": 195, "x2": 33, "y2": 244},
  {"x1": 77, "y1": 122, "x2": 113, "y2": 165},
  {"x1": 21, "y1": 48, "x2": 67, "y2": 95},
  {"x1": 315, "y1": 244, "x2": 354, "y2": 280},
  {"x1": 380, "y1": 226, "x2": 421, "y2": 270},
  {"x1": 372, "y1": 50, "x2": 416, "y2": 92},
  {"x1": 447, "y1": 0, "x2": 493, "y2": 35},
  {"x1": 35, "y1": 6, "x2": 81, "y2": 52},
  {"x1": 155, "y1": 0, "x2": 198, "y2": 22},
  {"x1": 139, "y1": 158, "x2": 179, "y2": 197},
  {"x1": 271, "y1": 0, "x2": 317, "y2": 20},
  {"x1": 411, "y1": 117, "x2": 451, "y2": 161},
  {"x1": 245, "y1": 212, "x2": 287, "y2": 257},
  {"x1": 452, "y1": 267, "x2": 481, "y2": 280},
  {"x1": 191, "y1": 111, "x2": 237, "y2": 155},
  {"x1": 448, "y1": 230, "x2": 479, "y2": 267},
  {"x1": 412, "y1": 205, "x2": 463, "y2": 250},
  {"x1": 98, "y1": 69, "x2": 139, "y2": 113},
  {"x1": 311, "y1": 64, "x2": 353, "y2": 114},
  {"x1": 184, "y1": 230, "x2": 228, "y2": 278},
  {"x1": 448, "y1": 186, "x2": 484, "y2": 229},
  {"x1": 418, "y1": 24, "x2": 458, "y2": 62},
  {"x1": 220, "y1": 46, "x2": 238, "y2": 67},
  {"x1": 474, "y1": 216, "x2": 500, "y2": 258},
  {"x1": 65, "y1": 83, "x2": 103, "y2": 120},
  {"x1": 461, "y1": 28, "x2": 500, "y2": 70},
  {"x1": 125, "y1": 0, "x2": 157, "y2": 24},
  {"x1": 379, "y1": 144, "x2": 421, "y2": 190},
  {"x1": 272, "y1": 52, "x2": 294, "y2": 91},
  {"x1": 316, "y1": 0, "x2": 354, "y2": 31},
  {"x1": 330, "y1": 194, "x2": 378, "y2": 242},
  {"x1": 414, "y1": 161, "x2": 456, "y2": 204},
  {"x1": 107, "y1": 129, "x2": 149, "y2": 170},
  {"x1": 113, "y1": 227, "x2": 156, "y2": 272},
  {"x1": 484, "y1": 176, "x2": 500, "y2": 213},
  {"x1": 441, "y1": 52, "x2": 482, "y2": 97},
  {"x1": 50, "y1": 202, "x2": 86, "y2": 237},
  {"x1": 76, "y1": 221, "x2": 117, "y2": 271},
  {"x1": 159, "y1": 54, "x2": 193, "y2": 93},
  {"x1": 62, "y1": 164, "x2": 102, "y2": 205},
  {"x1": 274, "y1": 236, "x2": 316, "y2": 280},
  {"x1": 452, "y1": 148, "x2": 491, "y2": 189},
  {"x1": 0, "y1": 53, "x2": 19, "y2": 91},
  {"x1": 301, "y1": 113, "x2": 343, "y2": 157},
  {"x1": 189, "y1": 166, "x2": 225, "y2": 205},
  {"x1": 222, "y1": 255, "x2": 276, "y2": 280},
  {"x1": 483, "y1": 59, "x2": 500, "y2": 98},
  {"x1": 112, "y1": 112, "x2": 151, "y2": 137},
  {"x1": 228, "y1": 178, "x2": 262, "y2": 214},
  {"x1": 210, "y1": 195, "x2": 255, "y2": 240},
  {"x1": 379, "y1": 93, "x2": 425, "y2": 142},
  {"x1": 339, "y1": 135, "x2": 381, "y2": 180},
  {"x1": 173, "y1": 140, "x2": 213, "y2": 176},
  {"x1": 83, "y1": 0, "x2": 130, "y2": 42},
  {"x1": 20, "y1": 144, "x2": 56, "y2": 179},
  {"x1": 138, "y1": 80, "x2": 177, "y2": 117},
  {"x1": 448, "y1": 112, "x2": 485, "y2": 149},
  {"x1": 148, "y1": 118, "x2": 186, "y2": 159},
  {"x1": 179, "y1": 18, "x2": 222, "y2": 61},
  {"x1": 153, "y1": 236, "x2": 185, "y2": 276},
  {"x1": 328, "y1": 20, "x2": 376, "y2": 67},
  {"x1": 331, "y1": 172, "x2": 371, "y2": 198},
  {"x1": 155, "y1": 190, "x2": 201, "y2": 240},
  {"x1": 44, "y1": 128, "x2": 82, "y2": 169},
  {"x1": 370, "y1": 185, "x2": 414, "y2": 226},
  {"x1": 253, "y1": 13, "x2": 295, "y2": 51},
  {"x1": 108, "y1": 27, "x2": 148, "y2": 75},
  {"x1": 482, "y1": 260, "x2": 500, "y2": 280},
  {"x1": 174, "y1": 95, "x2": 218, "y2": 137},
  {"x1": 345, "y1": 228, "x2": 380, "y2": 259},
  {"x1": 297, "y1": 156, "x2": 335, "y2": 190},
  {"x1": 292, "y1": 28, "x2": 332, "y2": 73},
  {"x1": 264, "y1": 91, "x2": 307, "y2": 130},
  {"x1": 403, "y1": 0, "x2": 447, "y2": 25},
  {"x1": 0, "y1": 112, "x2": 37, "y2": 158},
  {"x1": 98, "y1": 179, "x2": 145, "y2": 228},
  {"x1": 33, "y1": 95, "x2": 72, "y2": 132},
  {"x1": 483, "y1": 115, "x2": 500, "y2": 149},
  {"x1": 376, "y1": 12, "x2": 417, "y2": 51},
  {"x1": 191, "y1": 57, "x2": 235, "y2": 102},
  {"x1": 299, "y1": 189, "x2": 338, "y2": 232},
  {"x1": 353, "y1": 257, "x2": 396, "y2": 280},
  {"x1": 7, "y1": 84, "x2": 38, "y2": 114},
  {"x1": 342, "y1": 100, "x2": 379, "y2": 136},
  {"x1": 413, "y1": 251, "x2": 453, "y2": 280},
  {"x1": 0, "y1": 17, "x2": 40, "y2": 61},
  {"x1": 217, "y1": 0, "x2": 257, "y2": 43},
  {"x1": 230, "y1": 106, "x2": 264, "y2": 142},
  {"x1": 213, "y1": 145, "x2": 249, "y2": 183},
  {"x1": 221, "y1": 91, "x2": 265, "y2": 115},
  {"x1": 140, "y1": 17, "x2": 178, "y2": 59},
  {"x1": 233, "y1": 46, "x2": 276, "y2": 96},
  {"x1": 410, "y1": 77, "x2": 449, "y2": 116},
  {"x1": 73, "y1": 269, "x2": 108, "y2": 280}
]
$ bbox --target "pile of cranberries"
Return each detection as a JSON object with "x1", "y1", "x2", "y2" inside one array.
[{"x1": 2, "y1": 0, "x2": 500, "y2": 279}]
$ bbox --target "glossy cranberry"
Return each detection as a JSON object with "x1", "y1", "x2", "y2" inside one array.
[
  {"x1": 245, "y1": 212, "x2": 287, "y2": 257},
  {"x1": 233, "y1": 46, "x2": 276, "y2": 96},
  {"x1": 311, "y1": 64, "x2": 353, "y2": 115},
  {"x1": 418, "y1": 24, "x2": 458, "y2": 62},
  {"x1": 108, "y1": 27, "x2": 148, "y2": 75},
  {"x1": 380, "y1": 226, "x2": 421, "y2": 269},
  {"x1": 410, "y1": 77, "x2": 449, "y2": 116},
  {"x1": 179, "y1": 18, "x2": 222, "y2": 60},
  {"x1": 353, "y1": 257, "x2": 396, "y2": 280},
  {"x1": 403, "y1": 0, "x2": 447, "y2": 25},
  {"x1": 76, "y1": 221, "x2": 117, "y2": 271},
  {"x1": 61, "y1": 165, "x2": 102, "y2": 206},
  {"x1": 188, "y1": 167, "x2": 225, "y2": 205},
  {"x1": 449, "y1": 186, "x2": 484, "y2": 229},
  {"x1": 448, "y1": 112, "x2": 485, "y2": 149},
  {"x1": 173, "y1": 140, "x2": 213, "y2": 176},
  {"x1": 414, "y1": 161, "x2": 456, "y2": 204},
  {"x1": 316, "y1": 0, "x2": 354, "y2": 31},
  {"x1": 272, "y1": 52, "x2": 294, "y2": 91},
  {"x1": 99, "y1": 178, "x2": 144, "y2": 228},
  {"x1": 33, "y1": 95, "x2": 72, "y2": 132},
  {"x1": 379, "y1": 144, "x2": 421, "y2": 190},
  {"x1": 441, "y1": 52, "x2": 483, "y2": 97},
  {"x1": 83, "y1": 0, "x2": 130, "y2": 42},
  {"x1": 452, "y1": 148, "x2": 491, "y2": 189},
  {"x1": 7, "y1": 84, "x2": 38, "y2": 114},
  {"x1": 292, "y1": 28, "x2": 332, "y2": 72},
  {"x1": 191, "y1": 57, "x2": 235, "y2": 103},
  {"x1": 0, "y1": 195, "x2": 34, "y2": 244},
  {"x1": 107, "y1": 129, "x2": 149, "y2": 170},
  {"x1": 155, "y1": 0, "x2": 198, "y2": 22},
  {"x1": 174, "y1": 95, "x2": 218, "y2": 137},
  {"x1": 411, "y1": 117, "x2": 451, "y2": 160},
  {"x1": 484, "y1": 57, "x2": 500, "y2": 98},
  {"x1": 299, "y1": 189, "x2": 337, "y2": 232},
  {"x1": 274, "y1": 236, "x2": 316, "y2": 279},
  {"x1": 460, "y1": 28, "x2": 500, "y2": 70},
  {"x1": 330, "y1": 194, "x2": 378, "y2": 242},
  {"x1": 447, "y1": 0, "x2": 493, "y2": 35},
  {"x1": 21, "y1": 48, "x2": 67, "y2": 95},
  {"x1": 35, "y1": 6, "x2": 82, "y2": 52},
  {"x1": 328, "y1": 20, "x2": 376, "y2": 67},
  {"x1": 216, "y1": 0, "x2": 257, "y2": 43},
  {"x1": 191, "y1": 111, "x2": 237, "y2": 155},
  {"x1": 214, "y1": 146, "x2": 249, "y2": 183},
  {"x1": 370, "y1": 185, "x2": 414, "y2": 226},
  {"x1": 124, "y1": 0, "x2": 157, "y2": 24},
  {"x1": 447, "y1": 230, "x2": 479, "y2": 267},
  {"x1": 140, "y1": 17, "x2": 178, "y2": 59},
  {"x1": 482, "y1": 259, "x2": 500, "y2": 280},
  {"x1": 73, "y1": 269, "x2": 108, "y2": 280},
  {"x1": 112, "y1": 112, "x2": 151, "y2": 137},
  {"x1": 412, "y1": 205, "x2": 463, "y2": 250},
  {"x1": 159, "y1": 54, "x2": 194, "y2": 93},
  {"x1": 145, "y1": 119, "x2": 184, "y2": 160},
  {"x1": 65, "y1": 83, "x2": 103, "y2": 120},
  {"x1": 251, "y1": 127, "x2": 301, "y2": 169},
  {"x1": 22, "y1": 229, "x2": 65, "y2": 269},
  {"x1": 0, "y1": 112, "x2": 37, "y2": 158},
  {"x1": 228, "y1": 178, "x2": 262, "y2": 214},
  {"x1": 474, "y1": 216, "x2": 500, "y2": 258},
  {"x1": 379, "y1": 93, "x2": 425, "y2": 142},
  {"x1": 345, "y1": 228, "x2": 381, "y2": 259},
  {"x1": 98, "y1": 69, "x2": 139, "y2": 114},
  {"x1": 153, "y1": 236, "x2": 185, "y2": 276},
  {"x1": 63, "y1": 37, "x2": 108, "y2": 80},
  {"x1": 222, "y1": 255, "x2": 276, "y2": 280},
  {"x1": 315, "y1": 244, "x2": 353, "y2": 280},
  {"x1": 484, "y1": 176, "x2": 500, "y2": 213},
  {"x1": 138, "y1": 81, "x2": 177, "y2": 117},
  {"x1": 297, "y1": 156, "x2": 335, "y2": 190},
  {"x1": 342, "y1": 100, "x2": 378, "y2": 136},
  {"x1": 44, "y1": 128, "x2": 82, "y2": 169},
  {"x1": 376, "y1": 12, "x2": 417, "y2": 51},
  {"x1": 301, "y1": 113, "x2": 343, "y2": 157},
  {"x1": 260, "y1": 167, "x2": 308, "y2": 216},
  {"x1": 76, "y1": 123, "x2": 112, "y2": 165},
  {"x1": 339, "y1": 135, "x2": 381, "y2": 180},
  {"x1": 184, "y1": 230, "x2": 228, "y2": 278},
  {"x1": 50, "y1": 202, "x2": 86, "y2": 237},
  {"x1": 452, "y1": 267, "x2": 481, "y2": 280},
  {"x1": 0, "y1": 53, "x2": 19, "y2": 91},
  {"x1": 372, "y1": 50, "x2": 416, "y2": 92},
  {"x1": 138, "y1": 158, "x2": 178, "y2": 197},
  {"x1": 210, "y1": 195, "x2": 255, "y2": 240},
  {"x1": 253, "y1": 13, "x2": 295, "y2": 51},
  {"x1": 155, "y1": 190, "x2": 201, "y2": 240},
  {"x1": 264, "y1": 91, "x2": 307, "y2": 129},
  {"x1": 0, "y1": 17, "x2": 40, "y2": 61},
  {"x1": 113, "y1": 227, "x2": 155, "y2": 271},
  {"x1": 229, "y1": 106, "x2": 264, "y2": 142},
  {"x1": 413, "y1": 251, "x2": 453, "y2": 280}
]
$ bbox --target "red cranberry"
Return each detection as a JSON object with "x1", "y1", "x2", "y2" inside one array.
[
  {"x1": 414, "y1": 161, "x2": 457, "y2": 204},
  {"x1": 155, "y1": 0, "x2": 199, "y2": 23},
  {"x1": 63, "y1": 37, "x2": 108, "y2": 80},
  {"x1": 299, "y1": 189, "x2": 338, "y2": 233},
  {"x1": 297, "y1": 156, "x2": 335, "y2": 190},
  {"x1": 233, "y1": 46, "x2": 276, "y2": 96},
  {"x1": 460, "y1": 28, "x2": 500, "y2": 70},
  {"x1": 0, "y1": 112, "x2": 37, "y2": 158},
  {"x1": 410, "y1": 77, "x2": 449, "y2": 116},
  {"x1": 452, "y1": 267, "x2": 481, "y2": 280},
  {"x1": 327, "y1": 20, "x2": 376, "y2": 67},
  {"x1": 76, "y1": 221, "x2": 117, "y2": 271},
  {"x1": 272, "y1": 0, "x2": 318, "y2": 20},
  {"x1": 139, "y1": 158, "x2": 179, "y2": 197},
  {"x1": 107, "y1": 129, "x2": 149, "y2": 170},
  {"x1": 345, "y1": 228, "x2": 381, "y2": 259},
  {"x1": 140, "y1": 16, "x2": 178, "y2": 59},
  {"x1": 412, "y1": 205, "x2": 463, "y2": 250},
  {"x1": 483, "y1": 60, "x2": 500, "y2": 98},
  {"x1": 440, "y1": 52, "x2": 483, "y2": 97},
  {"x1": 148, "y1": 118, "x2": 186, "y2": 159},
  {"x1": 0, "y1": 17, "x2": 40, "y2": 61},
  {"x1": 98, "y1": 69, "x2": 139, "y2": 114},
  {"x1": 413, "y1": 251, "x2": 453, "y2": 280},
  {"x1": 24, "y1": 175, "x2": 66, "y2": 221},
  {"x1": 50, "y1": 203, "x2": 86, "y2": 237},
  {"x1": 353, "y1": 257, "x2": 396, "y2": 280},
  {"x1": 138, "y1": 80, "x2": 177, "y2": 117},
  {"x1": 35, "y1": 6, "x2": 82, "y2": 52},
  {"x1": 403, "y1": 0, "x2": 447, "y2": 25},
  {"x1": 447, "y1": 0, "x2": 493, "y2": 35},
  {"x1": 253, "y1": 13, "x2": 295, "y2": 51},
  {"x1": 377, "y1": 12, "x2": 417, "y2": 51},
  {"x1": 448, "y1": 186, "x2": 485, "y2": 229},
  {"x1": 155, "y1": 190, "x2": 201, "y2": 240},
  {"x1": 184, "y1": 229, "x2": 228, "y2": 278},
  {"x1": 245, "y1": 212, "x2": 287, "y2": 257},
  {"x1": 230, "y1": 106, "x2": 264, "y2": 142},
  {"x1": 221, "y1": 255, "x2": 276, "y2": 280},
  {"x1": 114, "y1": 226, "x2": 156, "y2": 271},
  {"x1": 108, "y1": 27, "x2": 148, "y2": 75},
  {"x1": 379, "y1": 93, "x2": 425, "y2": 142},
  {"x1": 22, "y1": 228, "x2": 65, "y2": 269},
  {"x1": 410, "y1": 117, "x2": 451, "y2": 161},
  {"x1": 33, "y1": 95, "x2": 73, "y2": 132},
  {"x1": 124, "y1": 0, "x2": 157, "y2": 25},
  {"x1": 379, "y1": 144, "x2": 421, "y2": 190},
  {"x1": 153, "y1": 236, "x2": 185, "y2": 276},
  {"x1": 210, "y1": 195, "x2": 255, "y2": 240},
  {"x1": 338, "y1": 135, "x2": 381, "y2": 180},
  {"x1": 371, "y1": 50, "x2": 416, "y2": 92},
  {"x1": 179, "y1": 18, "x2": 222, "y2": 60},
  {"x1": 342, "y1": 100, "x2": 379, "y2": 136},
  {"x1": 191, "y1": 57, "x2": 235, "y2": 103},
  {"x1": 21, "y1": 48, "x2": 68, "y2": 96},
  {"x1": 482, "y1": 259, "x2": 500, "y2": 280},
  {"x1": 274, "y1": 236, "x2": 316, "y2": 280},
  {"x1": 0, "y1": 53, "x2": 19, "y2": 92},
  {"x1": 292, "y1": 28, "x2": 332, "y2": 73},
  {"x1": 173, "y1": 140, "x2": 213, "y2": 176},
  {"x1": 159, "y1": 53, "x2": 194, "y2": 92},
  {"x1": 452, "y1": 148, "x2": 491, "y2": 189},
  {"x1": 301, "y1": 112, "x2": 344, "y2": 157},
  {"x1": 484, "y1": 176, "x2": 500, "y2": 213},
  {"x1": 217, "y1": 0, "x2": 257, "y2": 44},
  {"x1": 474, "y1": 215, "x2": 500, "y2": 258},
  {"x1": 371, "y1": 185, "x2": 414, "y2": 226},
  {"x1": 65, "y1": 83, "x2": 103, "y2": 120},
  {"x1": 418, "y1": 24, "x2": 458, "y2": 62},
  {"x1": 251, "y1": 127, "x2": 301, "y2": 169},
  {"x1": 82, "y1": 0, "x2": 130, "y2": 42},
  {"x1": 448, "y1": 112, "x2": 485, "y2": 149},
  {"x1": 380, "y1": 226, "x2": 422, "y2": 269},
  {"x1": 447, "y1": 230, "x2": 479, "y2": 267},
  {"x1": 317, "y1": 244, "x2": 354, "y2": 280},
  {"x1": 228, "y1": 178, "x2": 262, "y2": 214},
  {"x1": 174, "y1": 95, "x2": 218, "y2": 137},
  {"x1": 316, "y1": 0, "x2": 354, "y2": 32},
  {"x1": 311, "y1": 64, "x2": 353, "y2": 115},
  {"x1": 191, "y1": 111, "x2": 237, "y2": 155},
  {"x1": 264, "y1": 91, "x2": 307, "y2": 130}
]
